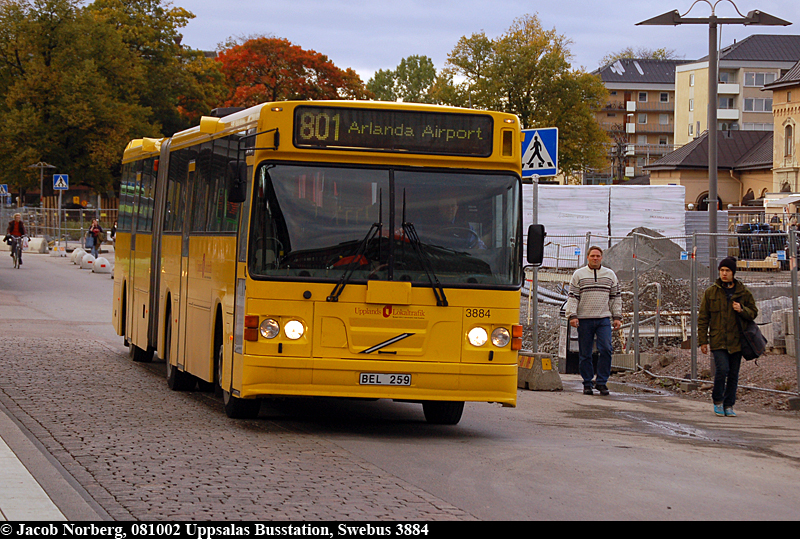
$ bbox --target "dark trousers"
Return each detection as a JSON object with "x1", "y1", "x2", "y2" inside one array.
[
  {"x1": 711, "y1": 349, "x2": 742, "y2": 408},
  {"x1": 577, "y1": 317, "x2": 612, "y2": 388}
]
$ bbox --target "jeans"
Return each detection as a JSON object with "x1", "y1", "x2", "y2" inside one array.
[
  {"x1": 577, "y1": 317, "x2": 613, "y2": 387},
  {"x1": 711, "y1": 349, "x2": 742, "y2": 408}
]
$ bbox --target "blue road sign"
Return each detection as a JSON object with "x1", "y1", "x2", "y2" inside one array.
[
  {"x1": 0, "y1": 185, "x2": 7, "y2": 196},
  {"x1": 53, "y1": 174, "x2": 69, "y2": 190},
  {"x1": 521, "y1": 128, "x2": 558, "y2": 177}
]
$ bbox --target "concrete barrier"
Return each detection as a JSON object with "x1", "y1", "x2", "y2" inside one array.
[
  {"x1": 92, "y1": 257, "x2": 112, "y2": 274},
  {"x1": 25, "y1": 238, "x2": 49, "y2": 253},
  {"x1": 80, "y1": 253, "x2": 95, "y2": 269},
  {"x1": 518, "y1": 351, "x2": 562, "y2": 391},
  {"x1": 72, "y1": 248, "x2": 86, "y2": 264}
]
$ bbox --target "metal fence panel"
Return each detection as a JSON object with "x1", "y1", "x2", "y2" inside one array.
[{"x1": 525, "y1": 230, "x2": 799, "y2": 399}]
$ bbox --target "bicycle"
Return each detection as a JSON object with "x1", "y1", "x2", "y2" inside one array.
[{"x1": 9, "y1": 235, "x2": 26, "y2": 268}]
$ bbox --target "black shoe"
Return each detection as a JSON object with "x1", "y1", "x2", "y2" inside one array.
[
  {"x1": 583, "y1": 387, "x2": 594, "y2": 395},
  {"x1": 596, "y1": 384, "x2": 609, "y2": 396}
]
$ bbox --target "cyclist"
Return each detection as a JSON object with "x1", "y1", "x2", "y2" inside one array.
[{"x1": 5, "y1": 213, "x2": 27, "y2": 265}]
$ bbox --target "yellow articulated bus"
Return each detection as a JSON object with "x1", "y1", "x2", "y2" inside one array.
[{"x1": 113, "y1": 101, "x2": 544, "y2": 424}]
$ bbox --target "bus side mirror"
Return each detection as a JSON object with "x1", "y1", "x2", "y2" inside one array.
[
  {"x1": 526, "y1": 224, "x2": 545, "y2": 266},
  {"x1": 226, "y1": 161, "x2": 248, "y2": 203}
]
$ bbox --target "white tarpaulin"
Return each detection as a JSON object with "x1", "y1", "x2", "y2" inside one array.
[
  {"x1": 523, "y1": 184, "x2": 687, "y2": 267},
  {"x1": 524, "y1": 185, "x2": 610, "y2": 269},
  {"x1": 610, "y1": 185, "x2": 686, "y2": 248}
]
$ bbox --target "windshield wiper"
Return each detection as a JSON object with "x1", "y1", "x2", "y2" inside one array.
[
  {"x1": 327, "y1": 195, "x2": 383, "y2": 302},
  {"x1": 401, "y1": 191, "x2": 448, "y2": 307}
]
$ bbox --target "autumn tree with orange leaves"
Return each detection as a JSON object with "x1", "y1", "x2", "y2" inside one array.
[{"x1": 216, "y1": 36, "x2": 371, "y2": 107}]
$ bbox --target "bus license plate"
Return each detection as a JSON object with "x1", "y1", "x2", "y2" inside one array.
[{"x1": 359, "y1": 373, "x2": 411, "y2": 386}]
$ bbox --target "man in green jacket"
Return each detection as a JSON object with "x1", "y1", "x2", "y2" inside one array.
[{"x1": 698, "y1": 257, "x2": 758, "y2": 417}]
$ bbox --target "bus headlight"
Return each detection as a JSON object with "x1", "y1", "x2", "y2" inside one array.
[
  {"x1": 491, "y1": 327, "x2": 510, "y2": 347},
  {"x1": 284, "y1": 320, "x2": 305, "y2": 340},
  {"x1": 467, "y1": 327, "x2": 488, "y2": 347},
  {"x1": 260, "y1": 318, "x2": 280, "y2": 339}
]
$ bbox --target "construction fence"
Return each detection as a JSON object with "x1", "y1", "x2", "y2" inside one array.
[
  {"x1": 2, "y1": 206, "x2": 118, "y2": 249},
  {"x1": 524, "y1": 229, "x2": 800, "y2": 398}
]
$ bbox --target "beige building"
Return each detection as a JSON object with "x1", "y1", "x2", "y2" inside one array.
[
  {"x1": 766, "y1": 60, "x2": 800, "y2": 195},
  {"x1": 590, "y1": 59, "x2": 687, "y2": 183},
  {"x1": 674, "y1": 35, "x2": 800, "y2": 147},
  {"x1": 646, "y1": 130, "x2": 773, "y2": 210}
]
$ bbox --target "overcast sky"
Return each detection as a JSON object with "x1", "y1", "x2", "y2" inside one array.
[{"x1": 179, "y1": 0, "x2": 799, "y2": 81}]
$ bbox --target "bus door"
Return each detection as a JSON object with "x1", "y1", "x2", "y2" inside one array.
[
  {"x1": 126, "y1": 168, "x2": 142, "y2": 347},
  {"x1": 175, "y1": 161, "x2": 195, "y2": 372}
]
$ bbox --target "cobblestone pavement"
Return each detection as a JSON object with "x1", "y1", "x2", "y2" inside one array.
[{"x1": 0, "y1": 337, "x2": 474, "y2": 521}]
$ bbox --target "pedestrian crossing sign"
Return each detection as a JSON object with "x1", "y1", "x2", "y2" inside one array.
[
  {"x1": 0, "y1": 184, "x2": 7, "y2": 196},
  {"x1": 53, "y1": 174, "x2": 69, "y2": 190},
  {"x1": 521, "y1": 128, "x2": 558, "y2": 177}
]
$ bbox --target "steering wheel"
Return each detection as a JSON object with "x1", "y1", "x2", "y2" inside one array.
[{"x1": 438, "y1": 226, "x2": 480, "y2": 248}]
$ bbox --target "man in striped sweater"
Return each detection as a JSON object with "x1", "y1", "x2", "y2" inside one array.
[{"x1": 565, "y1": 246, "x2": 623, "y2": 395}]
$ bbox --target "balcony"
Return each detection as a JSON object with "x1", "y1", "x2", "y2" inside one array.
[
  {"x1": 718, "y1": 83, "x2": 740, "y2": 95},
  {"x1": 718, "y1": 109, "x2": 740, "y2": 121}
]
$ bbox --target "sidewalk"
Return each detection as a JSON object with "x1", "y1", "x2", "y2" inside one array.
[{"x1": 0, "y1": 410, "x2": 66, "y2": 521}]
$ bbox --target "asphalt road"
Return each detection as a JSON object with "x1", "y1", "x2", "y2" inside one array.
[{"x1": 1, "y1": 250, "x2": 800, "y2": 521}]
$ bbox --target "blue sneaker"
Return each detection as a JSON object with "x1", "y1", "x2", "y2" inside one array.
[
  {"x1": 724, "y1": 407, "x2": 737, "y2": 417},
  {"x1": 714, "y1": 404, "x2": 724, "y2": 416}
]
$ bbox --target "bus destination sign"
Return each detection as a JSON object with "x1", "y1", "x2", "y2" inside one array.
[{"x1": 293, "y1": 106, "x2": 493, "y2": 157}]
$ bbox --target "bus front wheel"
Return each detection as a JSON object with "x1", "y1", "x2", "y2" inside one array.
[
  {"x1": 422, "y1": 401, "x2": 464, "y2": 425},
  {"x1": 223, "y1": 389, "x2": 260, "y2": 419}
]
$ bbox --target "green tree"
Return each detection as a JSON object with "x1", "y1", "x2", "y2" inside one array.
[
  {"x1": 366, "y1": 68, "x2": 397, "y2": 101},
  {"x1": 88, "y1": 0, "x2": 226, "y2": 134},
  {"x1": 366, "y1": 55, "x2": 437, "y2": 103},
  {"x1": 599, "y1": 46, "x2": 682, "y2": 67},
  {"x1": 432, "y1": 14, "x2": 609, "y2": 178},
  {"x1": 0, "y1": 0, "x2": 155, "y2": 198}
]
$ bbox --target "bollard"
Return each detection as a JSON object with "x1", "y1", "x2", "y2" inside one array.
[
  {"x1": 72, "y1": 248, "x2": 86, "y2": 264},
  {"x1": 93, "y1": 256, "x2": 111, "y2": 274},
  {"x1": 80, "y1": 253, "x2": 95, "y2": 269}
]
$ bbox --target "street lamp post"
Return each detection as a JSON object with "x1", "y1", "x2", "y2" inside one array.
[{"x1": 637, "y1": 1, "x2": 790, "y2": 280}]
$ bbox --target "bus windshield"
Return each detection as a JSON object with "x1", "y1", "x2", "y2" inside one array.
[{"x1": 249, "y1": 163, "x2": 521, "y2": 287}]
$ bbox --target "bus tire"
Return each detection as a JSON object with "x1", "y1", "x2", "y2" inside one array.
[
  {"x1": 214, "y1": 340, "x2": 224, "y2": 399},
  {"x1": 130, "y1": 344, "x2": 153, "y2": 363},
  {"x1": 422, "y1": 401, "x2": 464, "y2": 425},
  {"x1": 223, "y1": 389, "x2": 260, "y2": 419}
]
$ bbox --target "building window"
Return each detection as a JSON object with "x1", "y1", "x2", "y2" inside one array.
[
  {"x1": 718, "y1": 97, "x2": 735, "y2": 109},
  {"x1": 788, "y1": 91, "x2": 792, "y2": 103},
  {"x1": 743, "y1": 122, "x2": 773, "y2": 131},
  {"x1": 660, "y1": 93, "x2": 669, "y2": 103},
  {"x1": 688, "y1": 123, "x2": 694, "y2": 136},
  {"x1": 719, "y1": 72, "x2": 730, "y2": 83},
  {"x1": 637, "y1": 135, "x2": 648, "y2": 144},
  {"x1": 659, "y1": 137, "x2": 668, "y2": 145},
  {"x1": 689, "y1": 99, "x2": 694, "y2": 111},
  {"x1": 786, "y1": 125, "x2": 794, "y2": 157},
  {"x1": 744, "y1": 98, "x2": 773, "y2": 112},
  {"x1": 638, "y1": 92, "x2": 648, "y2": 102},
  {"x1": 638, "y1": 113, "x2": 647, "y2": 124},
  {"x1": 744, "y1": 72, "x2": 777, "y2": 87},
  {"x1": 690, "y1": 74, "x2": 695, "y2": 87},
  {"x1": 659, "y1": 114, "x2": 669, "y2": 125}
]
